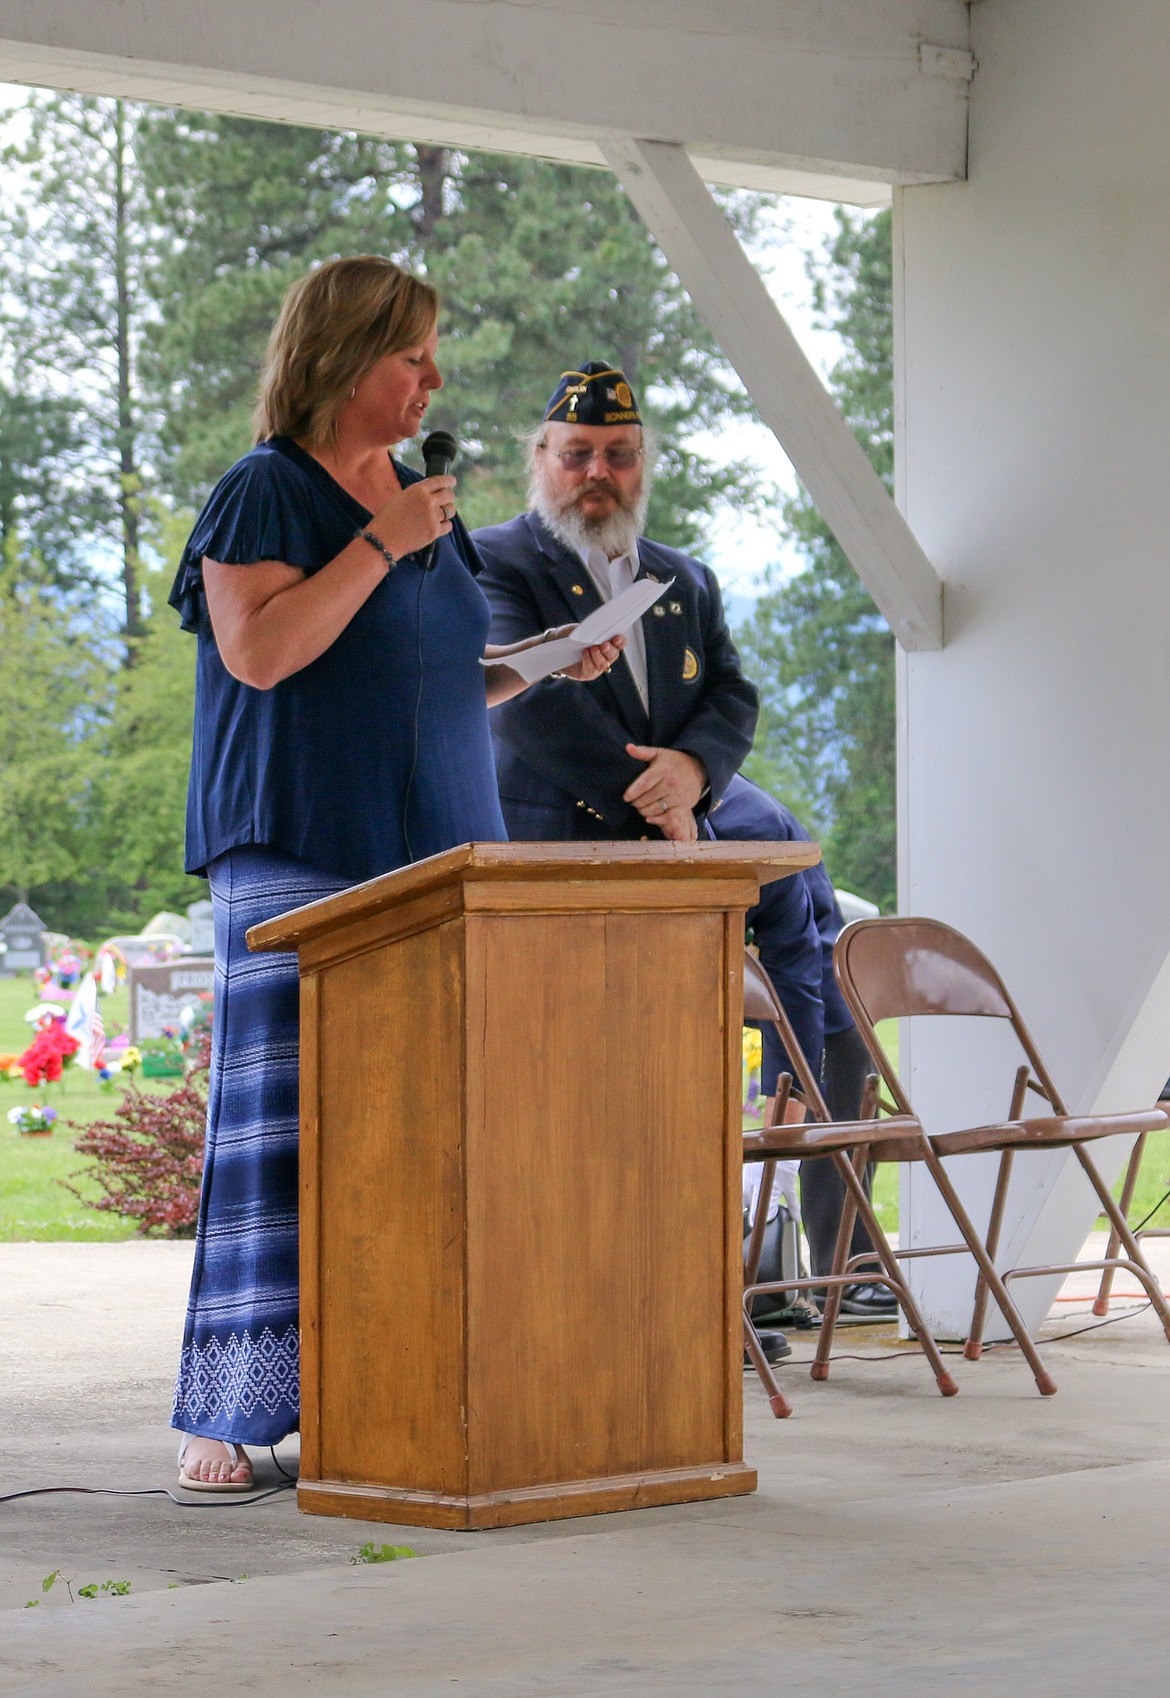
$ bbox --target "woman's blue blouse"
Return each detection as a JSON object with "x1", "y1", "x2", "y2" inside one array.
[{"x1": 168, "y1": 437, "x2": 507, "y2": 880}]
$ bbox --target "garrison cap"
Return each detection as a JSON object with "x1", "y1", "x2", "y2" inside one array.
[{"x1": 542, "y1": 361, "x2": 642, "y2": 427}]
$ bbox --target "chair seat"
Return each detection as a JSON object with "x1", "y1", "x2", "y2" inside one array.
[
  {"x1": 744, "y1": 1114, "x2": 922, "y2": 1160},
  {"x1": 931, "y1": 1106, "x2": 1168, "y2": 1158}
]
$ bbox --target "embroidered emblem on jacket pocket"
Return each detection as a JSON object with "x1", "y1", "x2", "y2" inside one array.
[{"x1": 682, "y1": 647, "x2": 700, "y2": 681}]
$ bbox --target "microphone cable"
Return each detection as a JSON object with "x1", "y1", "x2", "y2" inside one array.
[
  {"x1": 401, "y1": 430, "x2": 457, "y2": 863},
  {"x1": 400, "y1": 564, "x2": 428, "y2": 865}
]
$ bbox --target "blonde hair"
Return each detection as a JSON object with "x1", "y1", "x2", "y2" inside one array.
[{"x1": 253, "y1": 256, "x2": 439, "y2": 448}]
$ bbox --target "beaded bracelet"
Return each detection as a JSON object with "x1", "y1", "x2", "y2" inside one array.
[{"x1": 355, "y1": 528, "x2": 398, "y2": 570}]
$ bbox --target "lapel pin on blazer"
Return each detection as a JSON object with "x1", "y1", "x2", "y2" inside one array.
[
  {"x1": 668, "y1": 601, "x2": 682, "y2": 615},
  {"x1": 570, "y1": 583, "x2": 585, "y2": 595}
]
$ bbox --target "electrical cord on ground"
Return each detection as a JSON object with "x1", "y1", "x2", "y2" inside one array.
[
  {"x1": 0, "y1": 1447, "x2": 297, "y2": 1509},
  {"x1": 789, "y1": 1297, "x2": 1156, "y2": 1366}
]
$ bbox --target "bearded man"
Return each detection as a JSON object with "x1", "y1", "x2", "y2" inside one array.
[
  {"x1": 474, "y1": 362, "x2": 760, "y2": 844},
  {"x1": 476, "y1": 365, "x2": 830, "y2": 1359}
]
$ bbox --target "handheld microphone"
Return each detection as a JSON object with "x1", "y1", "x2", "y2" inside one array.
[{"x1": 420, "y1": 430, "x2": 458, "y2": 570}]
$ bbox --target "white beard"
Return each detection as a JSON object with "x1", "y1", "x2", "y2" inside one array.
[{"x1": 530, "y1": 471, "x2": 649, "y2": 562}]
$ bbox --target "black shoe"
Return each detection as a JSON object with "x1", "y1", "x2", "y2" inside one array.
[
  {"x1": 813, "y1": 1282, "x2": 900, "y2": 1316},
  {"x1": 839, "y1": 1282, "x2": 899, "y2": 1316},
  {"x1": 744, "y1": 1328, "x2": 792, "y2": 1367},
  {"x1": 747, "y1": 1298, "x2": 821, "y2": 1330}
]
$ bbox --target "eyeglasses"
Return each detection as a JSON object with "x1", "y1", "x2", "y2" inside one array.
[{"x1": 539, "y1": 443, "x2": 645, "y2": 472}]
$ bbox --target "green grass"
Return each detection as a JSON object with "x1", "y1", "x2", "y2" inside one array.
[{"x1": 0, "y1": 973, "x2": 174, "y2": 1241}]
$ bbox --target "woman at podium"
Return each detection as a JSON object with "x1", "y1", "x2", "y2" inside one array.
[{"x1": 167, "y1": 256, "x2": 620, "y2": 1490}]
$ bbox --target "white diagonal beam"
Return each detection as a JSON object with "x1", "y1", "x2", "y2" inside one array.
[{"x1": 602, "y1": 138, "x2": 944, "y2": 651}]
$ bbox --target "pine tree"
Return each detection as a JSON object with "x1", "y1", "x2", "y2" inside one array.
[
  {"x1": 136, "y1": 115, "x2": 763, "y2": 547},
  {"x1": 0, "y1": 94, "x2": 154, "y2": 641},
  {"x1": 736, "y1": 209, "x2": 896, "y2": 909}
]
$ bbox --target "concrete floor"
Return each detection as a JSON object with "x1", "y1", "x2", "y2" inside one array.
[{"x1": 2, "y1": 1236, "x2": 1168, "y2": 1695}]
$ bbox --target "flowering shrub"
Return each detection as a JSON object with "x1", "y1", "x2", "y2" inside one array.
[
  {"x1": 66, "y1": 1035, "x2": 210, "y2": 1237},
  {"x1": 18, "y1": 1022, "x2": 80, "y2": 1086},
  {"x1": 8, "y1": 1105, "x2": 58, "y2": 1135}
]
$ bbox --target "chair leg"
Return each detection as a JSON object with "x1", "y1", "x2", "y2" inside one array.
[
  {"x1": 1076, "y1": 1144, "x2": 1170, "y2": 1342},
  {"x1": 833, "y1": 1152, "x2": 959, "y2": 1399},
  {"x1": 1092, "y1": 1132, "x2": 1147, "y2": 1316},
  {"x1": 967, "y1": 1149, "x2": 1015, "y2": 1360},
  {"x1": 810, "y1": 1152, "x2": 860, "y2": 1382},
  {"x1": 743, "y1": 1314, "x2": 792, "y2": 1418},
  {"x1": 924, "y1": 1147, "x2": 1057, "y2": 1395}
]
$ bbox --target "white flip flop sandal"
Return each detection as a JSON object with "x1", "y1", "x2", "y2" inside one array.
[{"x1": 177, "y1": 1434, "x2": 255, "y2": 1493}]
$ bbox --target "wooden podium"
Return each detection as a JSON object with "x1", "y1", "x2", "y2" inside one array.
[{"x1": 248, "y1": 839, "x2": 817, "y2": 1529}]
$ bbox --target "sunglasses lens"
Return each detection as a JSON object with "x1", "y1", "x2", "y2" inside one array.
[{"x1": 556, "y1": 447, "x2": 640, "y2": 470}]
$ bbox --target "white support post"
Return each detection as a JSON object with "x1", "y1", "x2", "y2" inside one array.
[{"x1": 602, "y1": 137, "x2": 944, "y2": 652}]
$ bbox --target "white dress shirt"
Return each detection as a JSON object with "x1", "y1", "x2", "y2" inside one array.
[{"x1": 578, "y1": 543, "x2": 650, "y2": 711}]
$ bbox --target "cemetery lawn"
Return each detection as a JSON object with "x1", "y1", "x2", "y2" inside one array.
[
  {"x1": 3, "y1": 981, "x2": 1168, "y2": 1242},
  {"x1": 0, "y1": 974, "x2": 173, "y2": 1241}
]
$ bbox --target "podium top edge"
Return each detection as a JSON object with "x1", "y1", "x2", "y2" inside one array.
[{"x1": 246, "y1": 838, "x2": 820, "y2": 952}]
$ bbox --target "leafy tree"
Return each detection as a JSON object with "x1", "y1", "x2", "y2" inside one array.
[
  {"x1": 0, "y1": 551, "x2": 112, "y2": 914},
  {"x1": 93, "y1": 529, "x2": 204, "y2": 927},
  {"x1": 737, "y1": 208, "x2": 896, "y2": 909},
  {"x1": 0, "y1": 522, "x2": 202, "y2": 935},
  {"x1": 0, "y1": 93, "x2": 154, "y2": 640}
]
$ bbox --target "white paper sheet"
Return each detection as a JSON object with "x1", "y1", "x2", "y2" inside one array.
[{"x1": 484, "y1": 575, "x2": 672, "y2": 685}]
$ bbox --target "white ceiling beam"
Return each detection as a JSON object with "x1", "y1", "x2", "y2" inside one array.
[
  {"x1": 0, "y1": 0, "x2": 971, "y2": 200},
  {"x1": 603, "y1": 138, "x2": 944, "y2": 651}
]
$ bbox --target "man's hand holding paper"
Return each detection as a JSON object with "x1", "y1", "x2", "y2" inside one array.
[{"x1": 484, "y1": 575, "x2": 670, "y2": 686}]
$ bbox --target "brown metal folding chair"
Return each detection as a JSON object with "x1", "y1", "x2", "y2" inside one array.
[
  {"x1": 741, "y1": 949, "x2": 959, "y2": 1417},
  {"x1": 833, "y1": 916, "x2": 1170, "y2": 1394}
]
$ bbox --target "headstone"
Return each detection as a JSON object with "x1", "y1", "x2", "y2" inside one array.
[
  {"x1": 186, "y1": 899, "x2": 215, "y2": 955},
  {"x1": 142, "y1": 910, "x2": 193, "y2": 945},
  {"x1": 129, "y1": 959, "x2": 215, "y2": 1042},
  {"x1": 0, "y1": 904, "x2": 48, "y2": 976}
]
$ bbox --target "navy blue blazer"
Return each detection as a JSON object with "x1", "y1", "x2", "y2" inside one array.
[
  {"x1": 709, "y1": 774, "x2": 856, "y2": 1092},
  {"x1": 474, "y1": 512, "x2": 759, "y2": 840}
]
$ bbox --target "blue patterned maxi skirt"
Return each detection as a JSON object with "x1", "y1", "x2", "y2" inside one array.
[{"x1": 171, "y1": 846, "x2": 347, "y2": 1445}]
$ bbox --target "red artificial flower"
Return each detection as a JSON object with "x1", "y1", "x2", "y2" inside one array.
[{"x1": 18, "y1": 1022, "x2": 80, "y2": 1087}]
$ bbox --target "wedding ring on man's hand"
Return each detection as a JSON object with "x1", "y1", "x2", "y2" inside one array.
[{"x1": 441, "y1": 503, "x2": 454, "y2": 521}]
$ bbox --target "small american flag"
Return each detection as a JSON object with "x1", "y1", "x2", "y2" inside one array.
[{"x1": 90, "y1": 1003, "x2": 106, "y2": 1071}]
